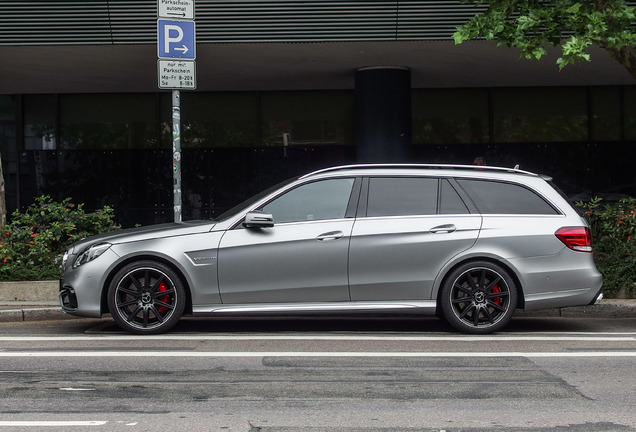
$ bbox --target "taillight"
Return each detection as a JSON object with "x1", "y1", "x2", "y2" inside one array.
[{"x1": 555, "y1": 227, "x2": 593, "y2": 252}]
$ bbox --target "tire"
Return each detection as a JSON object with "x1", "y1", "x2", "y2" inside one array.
[
  {"x1": 107, "y1": 260, "x2": 185, "y2": 334},
  {"x1": 440, "y1": 261, "x2": 518, "y2": 334}
]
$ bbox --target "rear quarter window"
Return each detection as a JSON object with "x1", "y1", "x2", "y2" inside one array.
[
  {"x1": 457, "y1": 179, "x2": 559, "y2": 215},
  {"x1": 440, "y1": 179, "x2": 470, "y2": 214}
]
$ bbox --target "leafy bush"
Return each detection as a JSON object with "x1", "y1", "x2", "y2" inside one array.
[
  {"x1": 577, "y1": 197, "x2": 636, "y2": 298},
  {"x1": 0, "y1": 196, "x2": 120, "y2": 281}
]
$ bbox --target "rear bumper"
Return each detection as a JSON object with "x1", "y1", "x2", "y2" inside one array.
[
  {"x1": 589, "y1": 289, "x2": 604, "y2": 305},
  {"x1": 509, "y1": 247, "x2": 603, "y2": 311},
  {"x1": 523, "y1": 279, "x2": 603, "y2": 311}
]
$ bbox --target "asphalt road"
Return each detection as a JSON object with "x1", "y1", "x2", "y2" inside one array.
[{"x1": 0, "y1": 316, "x2": 634, "y2": 432}]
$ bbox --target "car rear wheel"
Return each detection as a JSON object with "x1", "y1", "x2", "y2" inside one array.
[
  {"x1": 107, "y1": 261, "x2": 185, "y2": 334},
  {"x1": 440, "y1": 261, "x2": 517, "y2": 334}
]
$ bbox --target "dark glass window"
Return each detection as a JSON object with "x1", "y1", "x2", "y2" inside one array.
[
  {"x1": 60, "y1": 94, "x2": 158, "y2": 149},
  {"x1": 367, "y1": 177, "x2": 438, "y2": 217},
  {"x1": 457, "y1": 179, "x2": 558, "y2": 215},
  {"x1": 625, "y1": 87, "x2": 636, "y2": 141},
  {"x1": 262, "y1": 178, "x2": 355, "y2": 224},
  {"x1": 440, "y1": 180, "x2": 469, "y2": 214},
  {"x1": 179, "y1": 92, "x2": 259, "y2": 148},
  {"x1": 591, "y1": 87, "x2": 621, "y2": 141},
  {"x1": 24, "y1": 95, "x2": 57, "y2": 150},
  {"x1": 412, "y1": 89, "x2": 489, "y2": 145},
  {"x1": 493, "y1": 88, "x2": 587, "y2": 143},
  {"x1": 0, "y1": 96, "x2": 17, "y2": 213},
  {"x1": 261, "y1": 91, "x2": 353, "y2": 147}
]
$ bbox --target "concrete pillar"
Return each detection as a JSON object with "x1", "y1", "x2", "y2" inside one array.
[{"x1": 354, "y1": 66, "x2": 411, "y2": 163}]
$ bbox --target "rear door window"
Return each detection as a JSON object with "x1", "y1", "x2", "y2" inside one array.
[
  {"x1": 365, "y1": 177, "x2": 470, "y2": 216},
  {"x1": 367, "y1": 177, "x2": 438, "y2": 217},
  {"x1": 457, "y1": 179, "x2": 558, "y2": 215}
]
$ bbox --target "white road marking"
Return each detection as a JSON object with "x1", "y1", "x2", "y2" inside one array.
[
  {"x1": 0, "y1": 334, "x2": 635, "y2": 342},
  {"x1": 59, "y1": 387, "x2": 96, "y2": 391},
  {"x1": 1, "y1": 334, "x2": 633, "y2": 358},
  {"x1": 0, "y1": 351, "x2": 634, "y2": 358},
  {"x1": 0, "y1": 421, "x2": 107, "y2": 426}
]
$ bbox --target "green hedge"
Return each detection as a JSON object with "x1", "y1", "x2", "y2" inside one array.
[
  {"x1": 577, "y1": 197, "x2": 636, "y2": 298},
  {"x1": 0, "y1": 196, "x2": 120, "y2": 281}
]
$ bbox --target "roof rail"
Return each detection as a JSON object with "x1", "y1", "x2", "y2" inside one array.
[{"x1": 300, "y1": 163, "x2": 537, "y2": 179}]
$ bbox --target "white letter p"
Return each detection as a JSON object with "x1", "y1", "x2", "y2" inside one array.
[{"x1": 164, "y1": 25, "x2": 184, "y2": 54}]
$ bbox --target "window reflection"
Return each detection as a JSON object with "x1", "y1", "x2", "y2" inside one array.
[
  {"x1": 24, "y1": 95, "x2": 57, "y2": 150},
  {"x1": 624, "y1": 87, "x2": 636, "y2": 141},
  {"x1": 180, "y1": 92, "x2": 258, "y2": 148},
  {"x1": 261, "y1": 91, "x2": 353, "y2": 147},
  {"x1": 412, "y1": 89, "x2": 488, "y2": 145},
  {"x1": 493, "y1": 88, "x2": 587, "y2": 143},
  {"x1": 591, "y1": 87, "x2": 621, "y2": 142},
  {"x1": 60, "y1": 94, "x2": 158, "y2": 149}
]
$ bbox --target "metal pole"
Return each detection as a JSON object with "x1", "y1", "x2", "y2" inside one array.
[{"x1": 172, "y1": 89, "x2": 182, "y2": 223}]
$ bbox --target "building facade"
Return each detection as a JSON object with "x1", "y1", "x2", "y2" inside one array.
[{"x1": 1, "y1": 1, "x2": 635, "y2": 227}]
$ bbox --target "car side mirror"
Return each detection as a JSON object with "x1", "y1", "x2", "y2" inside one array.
[{"x1": 243, "y1": 211, "x2": 274, "y2": 229}]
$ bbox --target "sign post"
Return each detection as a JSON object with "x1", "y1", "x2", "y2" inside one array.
[
  {"x1": 157, "y1": 0, "x2": 196, "y2": 223},
  {"x1": 172, "y1": 90, "x2": 182, "y2": 223}
]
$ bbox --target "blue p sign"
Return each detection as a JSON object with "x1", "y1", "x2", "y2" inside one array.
[{"x1": 158, "y1": 19, "x2": 196, "y2": 60}]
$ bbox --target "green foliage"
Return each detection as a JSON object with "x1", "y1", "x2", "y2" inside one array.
[
  {"x1": 0, "y1": 196, "x2": 120, "y2": 281},
  {"x1": 454, "y1": 0, "x2": 636, "y2": 75},
  {"x1": 577, "y1": 197, "x2": 636, "y2": 298}
]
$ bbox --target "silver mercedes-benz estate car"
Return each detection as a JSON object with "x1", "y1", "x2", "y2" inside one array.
[{"x1": 60, "y1": 164, "x2": 603, "y2": 334}]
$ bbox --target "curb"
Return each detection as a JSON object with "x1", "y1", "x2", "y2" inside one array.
[
  {"x1": 0, "y1": 301, "x2": 634, "y2": 323},
  {"x1": 514, "y1": 300, "x2": 636, "y2": 319},
  {"x1": 0, "y1": 307, "x2": 73, "y2": 323}
]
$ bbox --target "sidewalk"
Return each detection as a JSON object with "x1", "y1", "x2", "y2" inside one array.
[{"x1": 0, "y1": 299, "x2": 634, "y2": 323}]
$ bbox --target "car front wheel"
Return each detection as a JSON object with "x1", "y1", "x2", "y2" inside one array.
[
  {"x1": 440, "y1": 261, "x2": 517, "y2": 334},
  {"x1": 107, "y1": 261, "x2": 185, "y2": 334}
]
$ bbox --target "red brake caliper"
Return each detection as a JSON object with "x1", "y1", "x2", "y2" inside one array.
[
  {"x1": 492, "y1": 285, "x2": 502, "y2": 306},
  {"x1": 157, "y1": 282, "x2": 169, "y2": 315}
]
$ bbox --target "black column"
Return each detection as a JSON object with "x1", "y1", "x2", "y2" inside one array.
[{"x1": 354, "y1": 66, "x2": 411, "y2": 163}]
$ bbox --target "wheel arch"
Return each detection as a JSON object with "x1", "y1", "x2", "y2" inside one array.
[
  {"x1": 100, "y1": 254, "x2": 193, "y2": 316},
  {"x1": 434, "y1": 256, "x2": 525, "y2": 312}
]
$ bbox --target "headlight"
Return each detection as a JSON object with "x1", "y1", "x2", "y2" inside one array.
[
  {"x1": 73, "y1": 243, "x2": 112, "y2": 268},
  {"x1": 62, "y1": 250, "x2": 69, "y2": 269}
]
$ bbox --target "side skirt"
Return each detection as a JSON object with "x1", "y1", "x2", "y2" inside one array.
[{"x1": 192, "y1": 301, "x2": 438, "y2": 316}]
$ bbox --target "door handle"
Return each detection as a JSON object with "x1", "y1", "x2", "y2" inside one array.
[
  {"x1": 316, "y1": 231, "x2": 344, "y2": 241},
  {"x1": 430, "y1": 224, "x2": 457, "y2": 234}
]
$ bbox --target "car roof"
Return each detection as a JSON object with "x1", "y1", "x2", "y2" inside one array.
[{"x1": 300, "y1": 164, "x2": 545, "y2": 180}]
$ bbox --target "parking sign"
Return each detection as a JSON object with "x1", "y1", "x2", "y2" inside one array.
[{"x1": 157, "y1": 19, "x2": 196, "y2": 60}]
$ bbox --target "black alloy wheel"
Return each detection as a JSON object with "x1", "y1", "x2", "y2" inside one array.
[
  {"x1": 440, "y1": 261, "x2": 518, "y2": 334},
  {"x1": 107, "y1": 260, "x2": 185, "y2": 334}
]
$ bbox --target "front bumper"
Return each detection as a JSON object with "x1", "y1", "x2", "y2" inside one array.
[
  {"x1": 58, "y1": 248, "x2": 120, "y2": 318},
  {"x1": 59, "y1": 282, "x2": 78, "y2": 311}
]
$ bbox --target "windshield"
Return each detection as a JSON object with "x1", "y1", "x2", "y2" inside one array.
[{"x1": 213, "y1": 176, "x2": 299, "y2": 222}]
